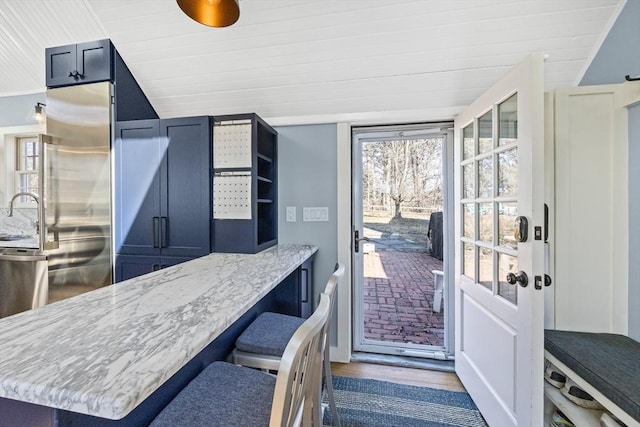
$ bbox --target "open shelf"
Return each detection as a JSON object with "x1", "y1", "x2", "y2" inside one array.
[
  {"x1": 257, "y1": 153, "x2": 272, "y2": 163},
  {"x1": 544, "y1": 382, "x2": 603, "y2": 426},
  {"x1": 212, "y1": 113, "x2": 277, "y2": 253}
]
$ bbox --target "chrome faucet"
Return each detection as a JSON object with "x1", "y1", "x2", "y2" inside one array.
[{"x1": 8, "y1": 192, "x2": 39, "y2": 217}]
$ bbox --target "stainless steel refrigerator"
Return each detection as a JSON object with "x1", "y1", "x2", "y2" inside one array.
[{"x1": 0, "y1": 82, "x2": 112, "y2": 317}]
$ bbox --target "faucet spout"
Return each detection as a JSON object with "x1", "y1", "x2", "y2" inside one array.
[{"x1": 8, "y1": 192, "x2": 39, "y2": 217}]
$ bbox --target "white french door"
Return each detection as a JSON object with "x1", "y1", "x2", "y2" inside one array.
[{"x1": 454, "y1": 54, "x2": 545, "y2": 427}]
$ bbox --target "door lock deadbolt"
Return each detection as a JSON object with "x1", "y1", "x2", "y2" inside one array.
[{"x1": 514, "y1": 216, "x2": 528, "y2": 242}]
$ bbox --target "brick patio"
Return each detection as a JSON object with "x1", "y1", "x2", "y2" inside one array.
[{"x1": 363, "y1": 249, "x2": 445, "y2": 347}]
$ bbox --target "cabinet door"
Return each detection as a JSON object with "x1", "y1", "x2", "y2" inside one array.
[
  {"x1": 45, "y1": 40, "x2": 112, "y2": 88},
  {"x1": 159, "y1": 117, "x2": 211, "y2": 258},
  {"x1": 45, "y1": 43, "x2": 77, "y2": 87},
  {"x1": 75, "y1": 39, "x2": 112, "y2": 85},
  {"x1": 114, "y1": 120, "x2": 162, "y2": 256},
  {"x1": 114, "y1": 255, "x2": 160, "y2": 283}
]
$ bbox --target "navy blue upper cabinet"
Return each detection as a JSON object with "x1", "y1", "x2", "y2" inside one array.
[
  {"x1": 45, "y1": 39, "x2": 158, "y2": 121},
  {"x1": 114, "y1": 117, "x2": 211, "y2": 262},
  {"x1": 46, "y1": 39, "x2": 113, "y2": 88}
]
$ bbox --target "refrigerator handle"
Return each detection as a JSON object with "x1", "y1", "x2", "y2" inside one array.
[
  {"x1": 161, "y1": 217, "x2": 168, "y2": 248},
  {"x1": 152, "y1": 217, "x2": 160, "y2": 248}
]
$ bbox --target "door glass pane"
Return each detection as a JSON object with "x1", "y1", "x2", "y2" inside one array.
[
  {"x1": 498, "y1": 253, "x2": 518, "y2": 304},
  {"x1": 358, "y1": 133, "x2": 447, "y2": 352},
  {"x1": 463, "y1": 164, "x2": 474, "y2": 199},
  {"x1": 498, "y1": 202, "x2": 518, "y2": 249},
  {"x1": 478, "y1": 247, "x2": 492, "y2": 290},
  {"x1": 463, "y1": 203, "x2": 474, "y2": 238},
  {"x1": 498, "y1": 148, "x2": 518, "y2": 196},
  {"x1": 463, "y1": 242, "x2": 475, "y2": 280},
  {"x1": 463, "y1": 124, "x2": 474, "y2": 160},
  {"x1": 498, "y1": 93, "x2": 518, "y2": 146},
  {"x1": 478, "y1": 110, "x2": 493, "y2": 153},
  {"x1": 477, "y1": 157, "x2": 493, "y2": 198},
  {"x1": 478, "y1": 203, "x2": 492, "y2": 243}
]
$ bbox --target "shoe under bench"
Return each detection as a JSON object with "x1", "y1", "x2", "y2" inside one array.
[{"x1": 544, "y1": 329, "x2": 640, "y2": 426}]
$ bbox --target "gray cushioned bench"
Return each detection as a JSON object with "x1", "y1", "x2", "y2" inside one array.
[{"x1": 544, "y1": 330, "x2": 640, "y2": 423}]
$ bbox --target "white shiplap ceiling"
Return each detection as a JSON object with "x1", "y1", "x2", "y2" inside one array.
[{"x1": 0, "y1": 0, "x2": 625, "y2": 125}]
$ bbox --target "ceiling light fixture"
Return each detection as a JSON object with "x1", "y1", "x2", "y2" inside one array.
[
  {"x1": 34, "y1": 102, "x2": 46, "y2": 122},
  {"x1": 176, "y1": 0, "x2": 239, "y2": 27}
]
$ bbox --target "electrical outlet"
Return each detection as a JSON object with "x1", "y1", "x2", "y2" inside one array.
[
  {"x1": 303, "y1": 207, "x2": 329, "y2": 222},
  {"x1": 286, "y1": 206, "x2": 296, "y2": 222}
]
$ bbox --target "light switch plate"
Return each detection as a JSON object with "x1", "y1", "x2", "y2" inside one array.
[
  {"x1": 303, "y1": 207, "x2": 329, "y2": 222},
  {"x1": 286, "y1": 206, "x2": 296, "y2": 222}
]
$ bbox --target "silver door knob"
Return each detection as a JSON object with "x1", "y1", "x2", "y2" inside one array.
[{"x1": 506, "y1": 271, "x2": 528, "y2": 287}]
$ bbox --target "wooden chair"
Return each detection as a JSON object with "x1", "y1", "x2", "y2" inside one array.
[
  {"x1": 232, "y1": 263, "x2": 345, "y2": 426},
  {"x1": 150, "y1": 294, "x2": 331, "y2": 427}
]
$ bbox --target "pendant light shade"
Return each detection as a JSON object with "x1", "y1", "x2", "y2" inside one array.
[{"x1": 177, "y1": 0, "x2": 240, "y2": 27}]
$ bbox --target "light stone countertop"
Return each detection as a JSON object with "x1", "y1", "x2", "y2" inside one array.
[
  {"x1": 0, "y1": 244, "x2": 317, "y2": 419},
  {"x1": 0, "y1": 209, "x2": 38, "y2": 248}
]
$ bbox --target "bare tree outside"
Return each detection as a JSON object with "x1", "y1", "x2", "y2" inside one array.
[
  {"x1": 360, "y1": 135, "x2": 446, "y2": 348},
  {"x1": 362, "y1": 137, "x2": 443, "y2": 247}
]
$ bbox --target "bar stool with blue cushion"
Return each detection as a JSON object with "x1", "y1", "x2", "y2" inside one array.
[
  {"x1": 232, "y1": 263, "x2": 345, "y2": 426},
  {"x1": 150, "y1": 294, "x2": 331, "y2": 427}
]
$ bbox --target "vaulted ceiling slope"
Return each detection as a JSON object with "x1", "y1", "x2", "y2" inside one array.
[{"x1": 0, "y1": 0, "x2": 624, "y2": 125}]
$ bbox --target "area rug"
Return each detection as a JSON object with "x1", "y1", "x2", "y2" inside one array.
[{"x1": 322, "y1": 376, "x2": 487, "y2": 427}]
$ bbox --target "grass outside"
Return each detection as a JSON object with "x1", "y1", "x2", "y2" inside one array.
[{"x1": 363, "y1": 212, "x2": 431, "y2": 246}]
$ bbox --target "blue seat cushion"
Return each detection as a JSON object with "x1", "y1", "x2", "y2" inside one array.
[
  {"x1": 236, "y1": 312, "x2": 305, "y2": 356},
  {"x1": 150, "y1": 362, "x2": 275, "y2": 427}
]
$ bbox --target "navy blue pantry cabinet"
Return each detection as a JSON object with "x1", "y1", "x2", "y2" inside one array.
[{"x1": 114, "y1": 116, "x2": 211, "y2": 282}]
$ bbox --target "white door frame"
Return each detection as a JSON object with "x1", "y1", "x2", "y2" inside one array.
[
  {"x1": 350, "y1": 123, "x2": 455, "y2": 358},
  {"x1": 334, "y1": 122, "x2": 352, "y2": 363}
]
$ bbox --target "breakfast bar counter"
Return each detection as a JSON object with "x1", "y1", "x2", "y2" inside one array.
[{"x1": 0, "y1": 244, "x2": 317, "y2": 426}]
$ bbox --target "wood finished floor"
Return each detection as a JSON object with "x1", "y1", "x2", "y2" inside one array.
[{"x1": 330, "y1": 362, "x2": 465, "y2": 392}]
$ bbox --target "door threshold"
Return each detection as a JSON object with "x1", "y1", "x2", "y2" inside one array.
[{"x1": 350, "y1": 352, "x2": 455, "y2": 373}]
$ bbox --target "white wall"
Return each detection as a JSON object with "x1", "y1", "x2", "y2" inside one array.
[{"x1": 579, "y1": 0, "x2": 640, "y2": 339}]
